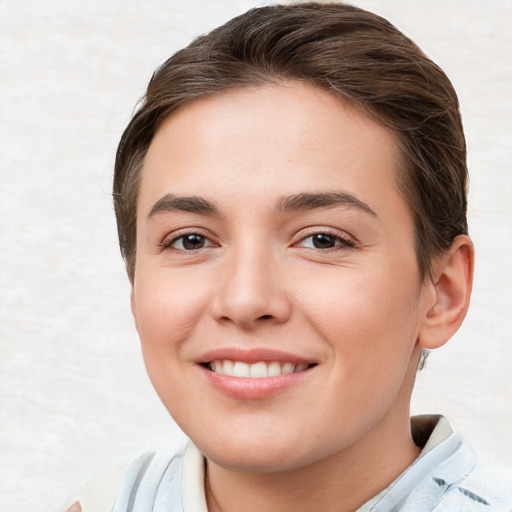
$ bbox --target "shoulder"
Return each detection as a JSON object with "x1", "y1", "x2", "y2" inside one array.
[
  {"x1": 51, "y1": 451, "x2": 185, "y2": 512},
  {"x1": 379, "y1": 417, "x2": 512, "y2": 512},
  {"x1": 430, "y1": 463, "x2": 512, "y2": 511},
  {"x1": 51, "y1": 458, "x2": 133, "y2": 512},
  {"x1": 456, "y1": 463, "x2": 512, "y2": 510}
]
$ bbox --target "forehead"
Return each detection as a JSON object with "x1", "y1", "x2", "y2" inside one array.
[{"x1": 139, "y1": 82, "x2": 405, "y2": 218}]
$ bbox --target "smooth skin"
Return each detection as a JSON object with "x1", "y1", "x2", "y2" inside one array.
[{"x1": 131, "y1": 82, "x2": 473, "y2": 512}]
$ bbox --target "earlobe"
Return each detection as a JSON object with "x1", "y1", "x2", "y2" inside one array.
[{"x1": 419, "y1": 235, "x2": 474, "y2": 350}]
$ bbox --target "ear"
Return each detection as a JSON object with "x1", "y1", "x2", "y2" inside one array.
[{"x1": 419, "y1": 235, "x2": 474, "y2": 350}]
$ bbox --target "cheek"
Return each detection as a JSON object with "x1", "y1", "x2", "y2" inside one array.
[
  {"x1": 298, "y1": 266, "x2": 422, "y2": 364},
  {"x1": 132, "y1": 270, "x2": 212, "y2": 414},
  {"x1": 133, "y1": 269, "x2": 210, "y2": 356}
]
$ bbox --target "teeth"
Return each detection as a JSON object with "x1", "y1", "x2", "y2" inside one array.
[
  {"x1": 223, "y1": 360, "x2": 234, "y2": 375},
  {"x1": 208, "y1": 360, "x2": 311, "y2": 378},
  {"x1": 233, "y1": 361, "x2": 250, "y2": 377},
  {"x1": 267, "y1": 361, "x2": 281, "y2": 377},
  {"x1": 281, "y1": 362, "x2": 295, "y2": 374},
  {"x1": 250, "y1": 361, "x2": 268, "y2": 378}
]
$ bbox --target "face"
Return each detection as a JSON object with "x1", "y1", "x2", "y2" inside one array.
[{"x1": 132, "y1": 83, "x2": 432, "y2": 472}]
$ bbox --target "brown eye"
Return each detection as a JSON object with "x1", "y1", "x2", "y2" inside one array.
[
  {"x1": 311, "y1": 233, "x2": 337, "y2": 249},
  {"x1": 297, "y1": 232, "x2": 354, "y2": 250},
  {"x1": 171, "y1": 234, "x2": 211, "y2": 250}
]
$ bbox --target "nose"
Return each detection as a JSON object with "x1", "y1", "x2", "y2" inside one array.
[{"x1": 210, "y1": 246, "x2": 292, "y2": 329}]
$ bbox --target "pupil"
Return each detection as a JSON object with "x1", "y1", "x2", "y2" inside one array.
[
  {"x1": 313, "y1": 234, "x2": 335, "y2": 249},
  {"x1": 183, "y1": 234, "x2": 205, "y2": 250}
]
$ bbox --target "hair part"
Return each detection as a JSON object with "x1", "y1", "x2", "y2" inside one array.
[{"x1": 114, "y1": 2, "x2": 468, "y2": 286}]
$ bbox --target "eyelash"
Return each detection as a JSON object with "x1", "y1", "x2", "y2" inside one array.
[{"x1": 161, "y1": 229, "x2": 355, "y2": 252}]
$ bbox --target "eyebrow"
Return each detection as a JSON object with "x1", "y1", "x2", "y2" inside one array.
[
  {"x1": 276, "y1": 192, "x2": 377, "y2": 217},
  {"x1": 147, "y1": 194, "x2": 220, "y2": 220},
  {"x1": 147, "y1": 190, "x2": 377, "y2": 221}
]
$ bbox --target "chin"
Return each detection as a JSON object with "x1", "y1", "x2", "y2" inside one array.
[
  {"x1": 193, "y1": 424, "x2": 344, "y2": 474},
  {"x1": 205, "y1": 446, "x2": 310, "y2": 473}
]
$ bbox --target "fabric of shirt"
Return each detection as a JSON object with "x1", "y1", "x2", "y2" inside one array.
[{"x1": 55, "y1": 415, "x2": 512, "y2": 512}]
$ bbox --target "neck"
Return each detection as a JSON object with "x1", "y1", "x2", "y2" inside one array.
[{"x1": 205, "y1": 409, "x2": 421, "y2": 512}]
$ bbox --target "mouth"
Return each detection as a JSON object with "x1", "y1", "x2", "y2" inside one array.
[{"x1": 202, "y1": 360, "x2": 317, "y2": 378}]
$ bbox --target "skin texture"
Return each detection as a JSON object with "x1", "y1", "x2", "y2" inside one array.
[{"x1": 131, "y1": 83, "x2": 473, "y2": 512}]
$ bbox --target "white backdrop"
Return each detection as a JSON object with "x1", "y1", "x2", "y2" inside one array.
[{"x1": 1, "y1": 1, "x2": 511, "y2": 510}]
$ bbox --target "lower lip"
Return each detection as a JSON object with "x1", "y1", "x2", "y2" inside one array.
[{"x1": 199, "y1": 365, "x2": 314, "y2": 399}]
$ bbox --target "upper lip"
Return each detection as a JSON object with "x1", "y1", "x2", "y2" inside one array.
[{"x1": 197, "y1": 347, "x2": 316, "y2": 365}]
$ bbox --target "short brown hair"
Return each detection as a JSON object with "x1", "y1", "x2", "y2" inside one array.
[{"x1": 114, "y1": 2, "x2": 468, "y2": 282}]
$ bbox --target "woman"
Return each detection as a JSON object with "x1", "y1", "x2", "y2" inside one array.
[{"x1": 56, "y1": 3, "x2": 512, "y2": 511}]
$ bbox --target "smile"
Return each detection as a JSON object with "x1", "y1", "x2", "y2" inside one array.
[{"x1": 206, "y1": 360, "x2": 314, "y2": 378}]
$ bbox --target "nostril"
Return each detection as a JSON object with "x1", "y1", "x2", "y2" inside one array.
[{"x1": 259, "y1": 314, "x2": 273, "y2": 320}]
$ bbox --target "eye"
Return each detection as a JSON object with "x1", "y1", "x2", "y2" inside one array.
[
  {"x1": 167, "y1": 233, "x2": 214, "y2": 251},
  {"x1": 297, "y1": 232, "x2": 354, "y2": 250}
]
